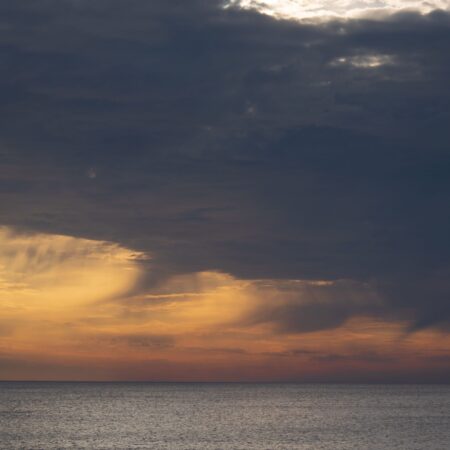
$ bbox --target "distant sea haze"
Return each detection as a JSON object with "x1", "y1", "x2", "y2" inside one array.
[{"x1": 1, "y1": 382, "x2": 449, "y2": 449}]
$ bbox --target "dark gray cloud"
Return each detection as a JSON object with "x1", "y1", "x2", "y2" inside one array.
[
  {"x1": 241, "y1": 279, "x2": 385, "y2": 333},
  {"x1": 1, "y1": 1, "x2": 450, "y2": 331},
  {"x1": 249, "y1": 299, "x2": 364, "y2": 333}
]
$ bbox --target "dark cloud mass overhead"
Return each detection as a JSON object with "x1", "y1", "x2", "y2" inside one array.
[{"x1": 1, "y1": 0, "x2": 450, "y2": 352}]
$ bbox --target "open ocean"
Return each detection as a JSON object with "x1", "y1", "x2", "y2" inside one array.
[{"x1": 0, "y1": 383, "x2": 449, "y2": 449}]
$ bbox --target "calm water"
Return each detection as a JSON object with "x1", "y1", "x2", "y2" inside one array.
[{"x1": 0, "y1": 383, "x2": 449, "y2": 449}]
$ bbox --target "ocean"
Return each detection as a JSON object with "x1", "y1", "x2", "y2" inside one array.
[{"x1": 0, "y1": 383, "x2": 449, "y2": 449}]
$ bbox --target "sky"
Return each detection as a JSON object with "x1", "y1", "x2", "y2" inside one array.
[{"x1": 0, "y1": 0, "x2": 450, "y2": 382}]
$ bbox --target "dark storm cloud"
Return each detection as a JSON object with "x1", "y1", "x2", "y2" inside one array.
[{"x1": 1, "y1": 1, "x2": 450, "y2": 330}]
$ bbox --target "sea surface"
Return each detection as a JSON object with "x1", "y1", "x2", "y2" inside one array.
[{"x1": 0, "y1": 383, "x2": 449, "y2": 449}]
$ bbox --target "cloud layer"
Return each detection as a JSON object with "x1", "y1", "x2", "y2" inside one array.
[{"x1": 0, "y1": 0, "x2": 449, "y2": 380}]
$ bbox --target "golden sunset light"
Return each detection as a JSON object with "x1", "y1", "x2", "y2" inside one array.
[{"x1": 1, "y1": 227, "x2": 448, "y2": 382}]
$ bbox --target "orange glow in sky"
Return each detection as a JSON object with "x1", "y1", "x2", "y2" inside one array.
[{"x1": 1, "y1": 226, "x2": 449, "y2": 382}]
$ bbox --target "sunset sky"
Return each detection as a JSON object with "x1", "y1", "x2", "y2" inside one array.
[{"x1": 1, "y1": 0, "x2": 450, "y2": 382}]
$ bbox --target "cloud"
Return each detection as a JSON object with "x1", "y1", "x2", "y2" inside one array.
[
  {"x1": 0, "y1": 0, "x2": 449, "y2": 338},
  {"x1": 0, "y1": 226, "x2": 145, "y2": 329},
  {"x1": 225, "y1": 0, "x2": 450, "y2": 21},
  {"x1": 240, "y1": 279, "x2": 384, "y2": 333},
  {"x1": 102, "y1": 333, "x2": 176, "y2": 349}
]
